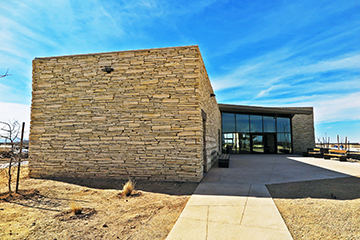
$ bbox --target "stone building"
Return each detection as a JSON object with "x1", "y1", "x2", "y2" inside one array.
[
  {"x1": 30, "y1": 45, "x2": 221, "y2": 182},
  {"x1": 30, "y1": 45, "x2": 315, "y2": 182}
]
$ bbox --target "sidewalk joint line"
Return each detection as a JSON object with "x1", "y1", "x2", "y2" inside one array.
[
  {"x1": 239, "y1": 184, "x2": 252, "y2": 225},
  {"x1": 206, "y1": 206, "x2": 209, "y2": 239},
  {"x1": 267, "y1": 162, "x2": 277, "y2": 184}
]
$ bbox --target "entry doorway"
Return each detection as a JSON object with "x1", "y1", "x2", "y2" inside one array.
[
  {"x1": 251, "y1": 135, "x2": 263, "y2": 153},
  {"x1": 222, "y1": 133, "x2": 278, "y2": 154},
  {"x1": 264, "y1": 134, "x2": 276, "y2": 153},
  {"x1": 250, "y1": 133, "x2": 277, "y2": 153}
]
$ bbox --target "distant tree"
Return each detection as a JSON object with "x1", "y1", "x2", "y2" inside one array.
[
  {"x1": 0, "y1": 120, "x2": 21, "y2": 195},
  {"x1": 0, "y1": 68, "x2": 11, "y2": 79},
  {"x1": 0, "y1": 120, "x2": 21, "y2": 153}
]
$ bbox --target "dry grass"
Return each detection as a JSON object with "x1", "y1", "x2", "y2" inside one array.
[
  {"x1": 70, "y1": 201, "x2": 83, "y2": 215},
  {"x1": 121, "y1": 179, "x2": 136, "y2": 196},
  {"x1": 0, "y1": 159, "x2": 29, "y2": 193},
  {"x1": 0, "y1": 165, "x2": 197, "y2": 240}
]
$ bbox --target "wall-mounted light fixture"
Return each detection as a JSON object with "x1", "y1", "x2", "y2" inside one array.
[
  {"x1": 210, "y1": 93, "x2": 216, "y2": 97},
  {"x1": 102, "y1": 66, "x2": 114, "y2": 73}
]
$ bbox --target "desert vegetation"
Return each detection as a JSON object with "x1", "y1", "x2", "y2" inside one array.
[
  {"x1": 0, "y1": 120, "x2": 26, "y2": 195},
  {"x1": 0, "y1": 165, "x2": 197, "y2": 239}
]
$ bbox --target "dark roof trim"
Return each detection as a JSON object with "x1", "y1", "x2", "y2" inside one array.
[{"x1": 218, "y1": 104, "x2": 313, "y2": 115}]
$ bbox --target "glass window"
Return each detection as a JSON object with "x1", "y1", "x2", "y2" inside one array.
[
  {"x1": 221, "y1": 111, "x2": 293, "y2": 154},
  {"x1": 277, "y1": 133, "x2": 292, "y2": 153},
  {"x1": 222, "y1": 133, "x2": 235, "y2": 153},
  {"x1": 222, "y1": 113, "x2": 235, "y2": 132},
  {"x1": 239, "y1": 133, "x2": 251, "y2": 153},
  {"x1": 263, "y1": 116, "x2": 276, "y2": 132},
  {"x1": 236, "y1": 114, "x2": 250, "y2": 132},
  {"x1": 277, "y1": 117, "x2": 291, "y2": 133},
  {"x1": 250, "y1": 115, "x2": 263, "y2": 133},
  {"x1": 233, "y1": 133, "x2": 240, "y2": 154}
]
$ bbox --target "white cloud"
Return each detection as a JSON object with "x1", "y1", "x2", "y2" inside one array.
[
  {"x1": 256, "y1": 84, "x2": 289, "y2": 98},
  {"x1": 213, "y1": 48, "x2": 360, "y2": 91},
  {"x1": 0, "y1": 102, "x2": 31, "y2": 139},
  {"x1": 300, "y1": 54, "x2": 360, "y2": 73},
  {"x1": 0, "y1": 0, "x2": 359, "y2": 141},
  {"x1": 211, "y1": 0, "x2": 360, "y2": 58},
  {"x1": 227, "y1": 92, "x2": 360, "y2": 124},
  {"x1": 311, "y1": 92, "x2": 360, "y2": 123}
]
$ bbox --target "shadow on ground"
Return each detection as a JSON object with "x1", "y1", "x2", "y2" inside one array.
[
  {"x1": 41, "y1": 177, "x2": 199, "y2": 196},
  {"x1": 267, "y1": 176, "x2": 360, "y2": 200}
]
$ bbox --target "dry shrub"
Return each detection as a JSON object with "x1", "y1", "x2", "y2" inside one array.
[
  {"x1": 121, "y1": 179, "x2": 136, "y2": 196},
  {"x1": 70, "y1": 201, "x2": 82, "y2": 215}
]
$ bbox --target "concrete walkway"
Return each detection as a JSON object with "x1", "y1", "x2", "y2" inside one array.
[
  {"x1": 166, "y1": 154, "x2": 360, "y2": 240},
  {"x1": 0, "y1": 160, "x2": 28, "y2": 169}
]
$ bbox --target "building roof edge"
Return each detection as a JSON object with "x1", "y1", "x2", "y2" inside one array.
[{"x1": 218, "y1": 103, "x2": 313, "y2": 115}]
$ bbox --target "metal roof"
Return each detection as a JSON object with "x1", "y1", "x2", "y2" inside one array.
[{"x1": 218, "y1": 104, "x2": 313, "y2": 115}]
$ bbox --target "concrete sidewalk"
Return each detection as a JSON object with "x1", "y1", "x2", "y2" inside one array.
[
  {"x1": 0, "y1": 160, "x2": 28, "y2": 169},
  {"x1": 166, "y1": 155, "x2": 360, "y2": 240}
]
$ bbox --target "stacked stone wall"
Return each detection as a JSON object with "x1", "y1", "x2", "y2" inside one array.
[
  {"x1": 289, "y1": 107, "x2": 315, "y2": 154},
  {"x1": 30, "y1": 46, "x2": 212, "y2": 182},
  {"x1": 198, "y1": 55, "x2": 221, "y2": 172}
]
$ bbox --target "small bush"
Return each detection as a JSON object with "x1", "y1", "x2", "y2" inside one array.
[
  {"x1": 70, "y1": 202, "x2": 82, "y2": 215},
  {"x1": 122, "y1": 179, "x2": 135, "y2": 196}
]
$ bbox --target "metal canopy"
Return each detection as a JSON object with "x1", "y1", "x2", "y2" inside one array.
[{"x1": 218, "y1": 103, "x2": 313, "y2": 115}]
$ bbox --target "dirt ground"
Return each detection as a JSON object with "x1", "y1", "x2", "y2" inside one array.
[
  {"x1": 3, "y1": 159, "x2": 360, "y2": 240},
  {"x1": 267, "y1": 176, "x2": 360, "y2": 240},
  {"x1": 0, "y1": 163, "x2": 198, "y2": 240}
]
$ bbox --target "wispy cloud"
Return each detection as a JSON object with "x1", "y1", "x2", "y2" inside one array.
[
  {"x1": 256, "y1": 84, "x2": 288, "y2": 98},
  {"x1": 223, "y1": 91, "x2": 360, "y2": 124},
  {"x1": 311, "y1": 92, "x2": 360, "y2": 123},
  {"x1": 0, "y1": 0, "x2": 359, "y2": 140},
  {"x1": 213, "y1": 42, "x2": 360, "y2": 126},
  {"x1": 213, "y1": 48, "x2": 360, "y2": 90},
  {"x1": 210, "y1": 0, "x2": 360, "y2": 58}
]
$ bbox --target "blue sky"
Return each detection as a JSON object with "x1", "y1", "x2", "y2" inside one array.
[{"x1": 0, "y1": 0, "x2": 359, "y2": 143}]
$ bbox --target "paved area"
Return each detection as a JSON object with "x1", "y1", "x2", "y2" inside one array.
[
  {"x1": 166, "y1": 154, "x2": 360, "y2": 240},
  {"x1": 0, "y1": 160, "x2": 28, "y2": 169}
]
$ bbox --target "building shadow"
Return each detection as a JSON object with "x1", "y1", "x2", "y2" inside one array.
[
  {"x1": 31, "y1": 155, "x2": 360, "y2": 198},
  {"x1": 266, "y1": 176, "x2": 360, "y2": 200},
  {"x1": 191, "y1": 155, "x2": 360, "y2": 200},
  {"x1": 44, "y1": 177, "x2": 199, "y2": 196}
]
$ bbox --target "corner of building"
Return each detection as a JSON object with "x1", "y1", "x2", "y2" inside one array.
[{"x1": 291, "y1": 107, "x2": 315, "y2": 154}]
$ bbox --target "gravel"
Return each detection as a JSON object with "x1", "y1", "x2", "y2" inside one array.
[{"x1": 267, "y1": 177, "x2": 360, "y2": 239}]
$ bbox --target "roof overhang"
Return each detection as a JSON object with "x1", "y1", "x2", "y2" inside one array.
[{"x1": 218, "y1": 104, "x2": 313, "y2": 116}]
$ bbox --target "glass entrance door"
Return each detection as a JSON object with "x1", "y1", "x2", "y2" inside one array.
[
  {"x1": 250, "y1": 134, "x2": 277, "y2": 153},
  {"x1": 251, "y1": 135, "x2": 264, "y2": 153},
  {"x1": 264, "y1": 134, "x2": 276, "y2": 153}
]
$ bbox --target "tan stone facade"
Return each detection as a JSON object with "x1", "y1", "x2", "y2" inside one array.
[
  {"x1": 290, "y1": 107, "x2": 316, "y2": 154},
  {"x1": 198, "y1": 54, "x2": 222, "y2": 172},
  {"x1": 30, "y1": 45, "x2": 221, "y2": 182}
]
